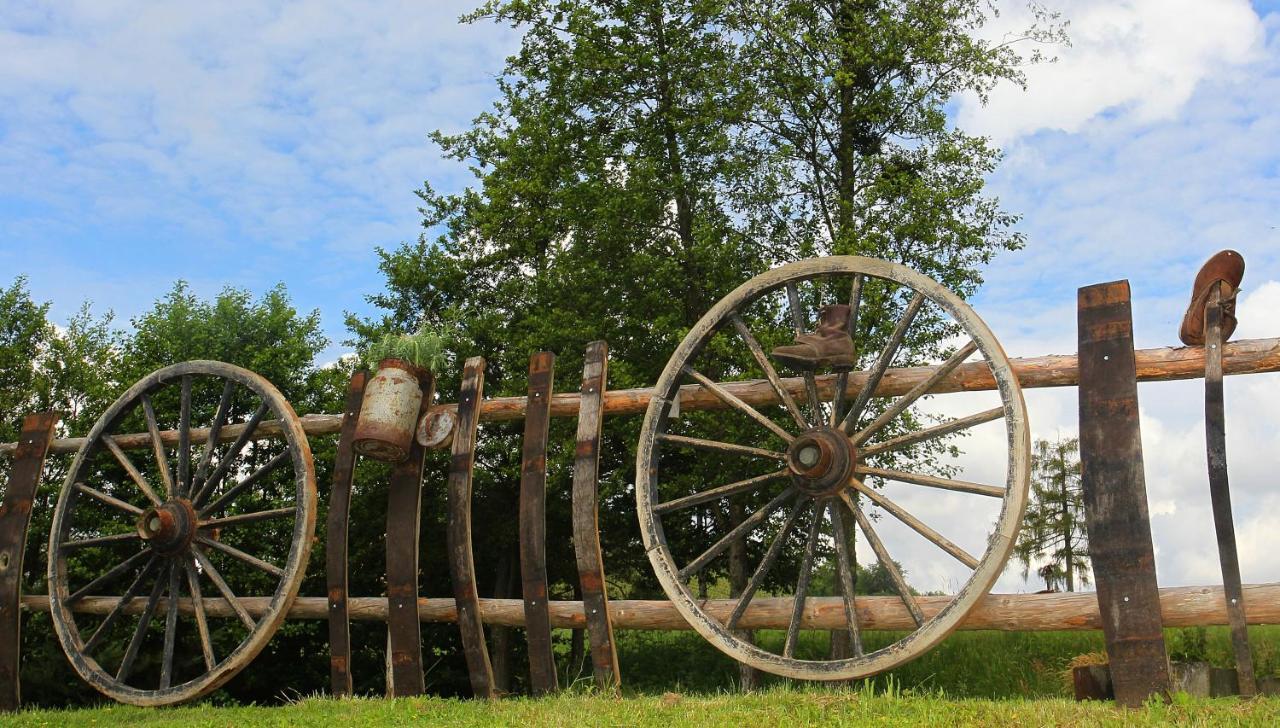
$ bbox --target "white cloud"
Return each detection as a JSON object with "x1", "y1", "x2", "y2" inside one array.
[{"x1": 957, "y1": 0, "x2": 1263, "y2": 143}]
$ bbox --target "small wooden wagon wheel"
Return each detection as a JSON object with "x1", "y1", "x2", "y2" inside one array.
[
  {"x1": 47, "y1": 361, "x2": 316, "y2": 705},
  {"x1": 636, "y1": 256, "x2": 1030, "y2": 680}
]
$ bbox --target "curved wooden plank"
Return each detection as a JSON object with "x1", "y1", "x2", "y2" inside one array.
[
  {"x1": 385, "y1": 372, "x2": 434, "y2": 697},
  {"x1": 447, "y1": 357, "x2": 496, "y2": 699},
  {"x1": 571, "y1": 341, "x2": 620, "y2": 691},
  {"x1": 519, "y1": 352, "x2": 558, "y2": 695},
  {"x1": 325, "y1": 371, "x2": 367, "y2": 697},
  {"x1": 0, "y1": 412, "x2": 58, "y2": 711}
]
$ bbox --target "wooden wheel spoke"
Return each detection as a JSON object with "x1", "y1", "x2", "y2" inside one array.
[
  {"x1": 73, "y1": 482, "x2": 143, "y2": 517},
  {"x1": 196, "y1": 535, "x2": 284, "y2": 578},
  {"x1": 184, "y1": 561, "x2": 217, "y2": 670},
  {"x1": 783, "y1": 499, "x2": 826, "y2": 658},
  {"x1": 681, "y1": 367, "x2": 794, "y2": 444},
  {"x1": 67, "y1": 548, "x2": 153, "y2": 604},
  {"x1": 726, "y1": 499, "x2": 808, "y2": 631},
  {"x1": 103, "y1": 436, "x2": 163, "y2": 508},
  {"x1": 829, "y1": 501, "x2": 864, "y2": 656},
  {"x1": 856, "y1": 465, "x2": 1004, "y2": 498},
  {"x1": 730, "y1": 313, "x2": 808, "y2": 429},
  {"x1": 861, "y1": 407, "x2": 1004, "y2": 458},
  {"x1": 193, "y1": 380, "x2": 236, "y2": 494},
  {"x1": 831, "y1": 274, "x2": 864, "y2": 427},
  {"x1": 199, "y1": 507, "x2": 294, "y2": 530},
  {"x1": 678, "y1": 487, "x2": 797, "y2": 580},
  {"x1": 848, "y1": 478, "x2": 978, "y2": 569},
  {"x1": 839, "y1": 291, "x2": 926, "y2": 434},
  {"x1": 657, "y1": 433, "x2": 786, "y2": 461},
  {"x1": 851, "y1": 340, "x2": 979, "y2": 446},
  {"x1": 141, "y1": 394, "x2": 175, "y2": 499},
  {"x1": 199, "y1": 449, "x2": 290, "y2": 518},
  {"x1": 177, "y1": 375, "x2": 193, "y2": 498},
  {"x1": 785, "y1": 282, "x2": 822, "y2": 424},
  {"x1": 116, "y1": 564, "x2": 168, "y2": 683},
  {"x1": 193, "y1": 402, "x2": 270, "y2": 507},
  {"x1": 160, "y1": 560, "x2": 181, "y2": 689},
  {"x1": 83, "y1": 555, "x2": 159, "y2": 655},
  {"x1": 839, "y1": 490, "x2": 924, "y2": 627},
  {"x1": 61, "y1": 531, "x2": 140, "y2": 550},
  {"x1": 191, "y1": 545, "x2": 256, "y2": 631},
  {"x1": 654, "y1": 469, "x2": 789, "y2": 515}
]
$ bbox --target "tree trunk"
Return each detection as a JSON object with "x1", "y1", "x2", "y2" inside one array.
[
  {"x1": 490, "y1": 547, "x2": 517, "y2": 693},
  {"x1": 728, "y1": 500, "x2": 759, "y2": 690}
]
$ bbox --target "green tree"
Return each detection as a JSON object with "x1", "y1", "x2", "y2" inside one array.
[
  {"x1": 1014, "y1": 436, "x2": 1089, "y2": 592},
  {"x1": 355, "y1": 0, "x2": 1060, "y2": 691}
]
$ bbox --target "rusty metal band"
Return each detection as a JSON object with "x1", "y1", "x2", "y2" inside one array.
[
  {"x1": 1077, "y1": 281, "x2": 1170, "y2": 707},
  {"x1": 519, "y1": 351, "x2": 558, "y2": 695},
  {"x1": 384, "y1": 374, "x2": 435, "y2": 697},
  {"x1": 447, "y1": 357, "x2": 496, "y2": 699},
  {"x1": 0, "y1": 412, "x2": 59, "y2": 712},
  {"x1": 1204, "y1": 287, "x2": 1256, "y2": 696},
  {"x1": 571, "y1": 341, "x2": 620, "y2": 690},
  {"x1": 326, "y1": 371, "x2": 368, "y2": 697}
]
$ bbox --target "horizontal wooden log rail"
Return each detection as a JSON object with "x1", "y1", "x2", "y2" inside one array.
[
  {"x1": 20, "y1": 583, "x2": 1280, "y2": 632},
  {"x1": 4, "y1": 337, "x2": 1278, "y2": 457}
]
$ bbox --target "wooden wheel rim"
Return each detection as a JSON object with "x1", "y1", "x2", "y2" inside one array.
[
  {"x1": 635, "y1": 256, "x2": 1030, "y2": 680},
  {"x1": 47, "y1": 360, "x2": 317, "y2": 705}
]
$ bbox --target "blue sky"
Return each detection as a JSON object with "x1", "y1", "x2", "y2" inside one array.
[{"x1": 3, "y1": 1, "x2": 1279, "y2": 592}]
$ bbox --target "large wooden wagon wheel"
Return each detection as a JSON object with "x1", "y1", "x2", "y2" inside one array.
[
  {"x1": 636, "y1": 256, "x2": 1030, "y2": 680},
  {"x1": 47, "y1": 361, "x2": 316, "y2": 705}
]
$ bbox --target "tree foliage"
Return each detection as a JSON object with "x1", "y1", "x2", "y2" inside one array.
[{"x1": 1013, "y1": 436, "x2": 1090, "y2": 592}]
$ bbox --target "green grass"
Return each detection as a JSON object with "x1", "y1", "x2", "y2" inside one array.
[
  {"x1": 612, "y1": 625, "x2": 1280, "y2": 698},
  {"x1": 5, "y1": 687, "x2": 1279, "y2": 727}
]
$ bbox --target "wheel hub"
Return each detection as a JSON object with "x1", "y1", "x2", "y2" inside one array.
[
  {"x1": 786, "y1": 427, "x2": 857, "y2": 498},
  {"x1": 136, "y1": 498, "x2": 198, "y2": 556}
]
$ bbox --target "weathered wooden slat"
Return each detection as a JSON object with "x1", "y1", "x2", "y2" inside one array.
[
  {"x1": 1077, "y1": 280, "x2": 1171, "y2": 707},
  {"x1": 384, "y1": 372, "x2": 434, "y2": 697},
  {"x1": 571, "y1": 341, "x2": 620, "y2": 691},
  {"x1": 25, "y1": 582, "x2": 1280, "y2": 631},
  {"x1": 519, "y1": 351, "x2": 558, "y2": 695},
  {"x1": 1204, "y1": 286, "x2": 1256, "y2": 696},
  {"x1": 8, "y1": 338, "x2": 1280, "y2": 456},
  {"x1": 0, "y1": 412, "x2": 58, "y2": 712},
  {"x1": 326, "y1": 371, "x2": 367, "y2": 697},
  {"x1": 447, "y1": 357, "x2": 496, "y2": 699}
]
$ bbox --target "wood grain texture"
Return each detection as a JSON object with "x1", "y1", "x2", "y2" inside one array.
[
  {"x1": 447, "y1": 358, "x2": 496, "y2": 699},
  {"x1": 1204, "y1": 287, "x2": 1256, "y2": 696},
  {"x1": 325, "y1": 372, "x2": 367, "y2": 697},
  {"x1": 1077, "y1": 281, "x2": 1171, "y2": 707},
  {"x1": 384, "y1": 373, "x2": 434, "y2": 697},
  {"x1": 24, "y1": 582, "x2": 1280, "y2": 631},
  {"x1": 10, "y1": 337, "x2": 1279, "y2": 457},
  {"x1": 0, "y1": 412, "x2": 58, "y2": 711},
  {"x1": 519, "y1": 352, "x2": 558, "y2": 695},
  {"x1": 571, "y1": 341, "x2": 620, "y2": 690}
]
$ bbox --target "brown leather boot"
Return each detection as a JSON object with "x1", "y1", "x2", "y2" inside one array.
[
  {"x1": 771, "y1": 304, "x2": 856, "y2": 370},
  {"x1": 1179, "y1": 250, "x2": 1244, "y2": 346}
]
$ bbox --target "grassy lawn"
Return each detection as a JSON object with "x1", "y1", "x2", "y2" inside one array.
[{"x1": 5, "y1": 687, "x2": 1279, "y2": 727}]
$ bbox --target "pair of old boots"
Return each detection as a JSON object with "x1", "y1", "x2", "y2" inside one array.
[{"x1": 771, "y1": 304, "x2": 857, "y2": 370}]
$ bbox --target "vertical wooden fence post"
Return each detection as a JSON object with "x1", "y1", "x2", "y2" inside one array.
[
  {"x1": 520, "y1": 352, "x2": 558, "y2": 695},
  {"x1": 572, "y1": 341, "x2": 621, "y2": 691},
  {"x1": 384, "y1": 374, "x2": 435, "y2": 697},
  {"x1": 447, "y1": 357, "x2": 497, "y2": 699},
  {"x1": 1077, "y1": 281, "x2": 1170, "y2": 707},
  {"x1": 0, "y1": 412, "x2": 58, "y2": 712},
  {"x1": 326, "y1": 372, "x2": 368, "y2": 697}
]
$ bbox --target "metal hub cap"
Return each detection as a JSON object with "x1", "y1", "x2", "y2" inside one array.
[
  {"x1": 136, "y1": 499, "x2": 197, "y2": 556},
  {"x1": 786, "y1": 427, "x2": 857, "y2": 497}
]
